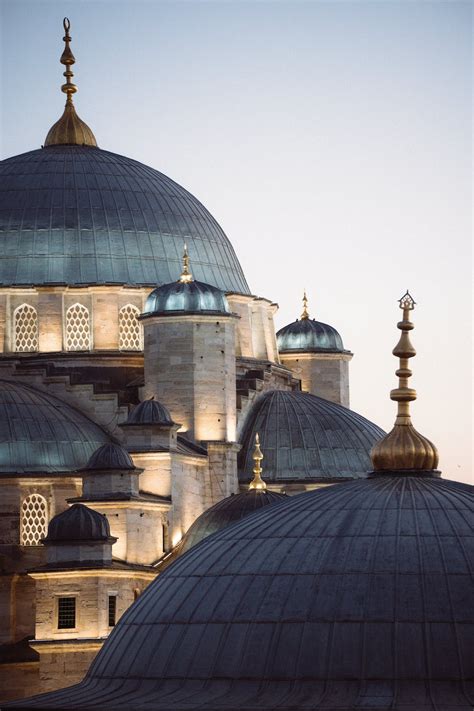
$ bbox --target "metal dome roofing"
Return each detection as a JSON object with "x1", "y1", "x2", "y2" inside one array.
[
  {"x1": 158, "y1": 489, "x2": 287, "y2": 573},
  {"x1": 276, "y1": 318, "x2": 346, "y2": 353},
  {"x1": 143, "y1": 279, "x2": 230, "y2": 317},
  {"x1": 16, "y1": 474, "x2": 473, "y2": 710},
  {"x1": 43, "y1": 503, "x2": 111, "y2": 543},
  {"x1": 83, "y1": 443, "x2": 135, "y2": 471},
  {"x1": 238, "y1": 390, "x2": 385, "y2": 484},
  {"x1": 0, "y1": 378, "x2": 111, "y2": 473},
  {"x1": 0, "y1": 146, "x2": 250, "y2": 293},
  {"x1": 126, "y1": 398, "x2": 174, "y2": 426}
]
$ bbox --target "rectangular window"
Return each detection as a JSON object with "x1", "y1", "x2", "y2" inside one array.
[
  {"x1": 108, "y1": 595, "x2": 117, "y2": 627},
  {"x1": 58, "y1": 597, "x2": 76, "y2": 629}
]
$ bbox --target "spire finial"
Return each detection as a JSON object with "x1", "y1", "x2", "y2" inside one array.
[
  {"x1": 301, "y1": 289, "x2": 310, "y2": 320},
  {"x1": 248, "y1": 433, "x2": 267, "y2": 491},
  {"x1": 44, "y1": 18, "x2": 97, "y2": 147},
  {"x1": 370, "y1": 291, "x2": 439, "y2": 472},
  {"x1": 178, "y1": 243, "x2": 193, "y2": 284}
]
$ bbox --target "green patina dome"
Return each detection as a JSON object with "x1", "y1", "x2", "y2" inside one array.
[{"x1": 0, "y1": 379, "x2": 111, "y2": 473}]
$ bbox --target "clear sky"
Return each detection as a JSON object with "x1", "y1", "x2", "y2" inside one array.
[{"x1": 1, "y1": 0, "x2": 472, "y2": 483}]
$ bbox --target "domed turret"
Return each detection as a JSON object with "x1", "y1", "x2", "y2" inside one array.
[
  {"x1": 126, "y1": 398, "x2": 174, "y2": 426},
  {"x1": 43, "y1": 504, "x2": 111, "y2": 543},
  {"x1": 143, "y1": 246, "x2": 230, "y2": 317},
  {"x1": 83, "y1": 443, "x2": 135, "y2": 471},
  {"x1": 19, "y1": 295, "x2": 473, "y2": 711},
  {"x1": 276, "y1": 292, "x2": 353, "y2": 406}
]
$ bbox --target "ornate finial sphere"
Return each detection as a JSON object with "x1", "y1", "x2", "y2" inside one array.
[
  {"x1": 248, "y1": 433, "x2": 267, "y2": 491},
  {"x1": 371, "y1": 292, "x2": 439, "y2": 472},
  {"x1": 178, "y1": 243, "x2": 194, "y2": 284},
  {"x1": 300, "y1": 289, "x2": 310, "y2": 320}
]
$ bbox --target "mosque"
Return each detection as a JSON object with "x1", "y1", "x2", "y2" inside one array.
[{"x1": 1, "y1": 19, "x2": 472, "y2": 711}]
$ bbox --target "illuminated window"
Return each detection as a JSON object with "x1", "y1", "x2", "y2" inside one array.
[
  {"x1": 58, "y1": 597, "x2": 76, "y2": 629},
  {"x1": 20, "y1": 493, "x2": 48, "y2": 546},
  {"x1": 119, "y1": 304, "x2": 142, "y2": 351},
  {"x1": 108, "y1": 595, "x2": 117, "y2": 627},
  {"x1": 14, "y1": 304, "x2": 38, "y2": 352},
  {"x1": 66, "y1": 303, "x2": 91, "y2": 351}
]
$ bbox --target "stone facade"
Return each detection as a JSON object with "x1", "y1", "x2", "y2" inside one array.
[{"x1": 279, "y1": 351, "x2": 352, "y2": 407}]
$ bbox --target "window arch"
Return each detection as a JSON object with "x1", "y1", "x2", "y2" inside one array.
[
  {"x1": 21, "y1": 493, "x2": 48, "y2": 546},
  {"x1": 14, "y1": 303, "x2": 38, "y2": 352},
  {"x1": 66, "y1": 303, "x2": 91, "y2": 351},
  {"x1": 119, "y1": 304, "x2": 142, "y2": 351}
]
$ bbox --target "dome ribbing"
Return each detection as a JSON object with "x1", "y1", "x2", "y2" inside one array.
[
  {"x1": 0, "y1": 146, "x2": 250, "y2": 292},
  {"x1": 43, "y1": 504, "x2": 111, "y2": 543}
]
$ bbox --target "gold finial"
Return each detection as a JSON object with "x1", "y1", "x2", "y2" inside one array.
[
  {"x1": 248, "y1": 433, "x2": 267, "y2": 491},
  {"x1": 178, "y1": 243, "x2": 193, "y2": 284},
  {"x1": 301, "y1": 289, "x2": 310, "y2": 320},
  {"x1": 371, "y1": 291, "x2": 439, "y2": 472},
  {"x1": 44, "y1": 18, "x2": 97, "y2": 147}
]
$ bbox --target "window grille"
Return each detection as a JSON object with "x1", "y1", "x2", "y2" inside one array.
[
  {"x1": 58, "y1": 597, "x2": 76, "y2": 629},
  {"x1": 119, "y1": 304, "x2": 142, "y2": 350},
  {"x1": 14, "y1": 304, "x2": 38, "y2": 352},
  {"x1": 108, "y1": 595, "x2": 117, "y2": 627},
  {"x1": 66, "y1": 303, "x2": 91, "y2": 351},
  {"x1": 20, "y1": 493, "x2": 48, "y2": 546}
]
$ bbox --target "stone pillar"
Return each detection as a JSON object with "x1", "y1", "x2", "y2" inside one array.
[
  {"x1": 142, "y1": 314, "x2": 238, "y2": 442},
  {"x1": 204, "y1": 442, "x2": 241, "y2": 508},
  {"x1": 92, "y1": 290, "x2": 119, "y2": 350},
  {"x1": 37, "y1": 289, "x2": 63, "y2": 352},
  {"x1": 280, "y1": 352, "x2": 352, "y2": 407}
]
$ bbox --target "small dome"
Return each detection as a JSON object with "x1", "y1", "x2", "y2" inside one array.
[
  {"x1": 44, "y1": 504, "x2": 111, "y2": 543},
  {"x1": 143, "y1": 279, "x2": 230, "y2": 317},
  {"x1": 126, "y1": 399, "x2": 174, "y2": 426},
  {"x1": 159, "y1": 489, "x2": 287, "y2": 573},
  {"x1": 239, "y1": 390, "x2": 385, "y2": 484},
  {"x1": 0, "y1": 379, "x2": 111, "y2": 474},
  {"x1": 277, "y1": 318, "x2": 345, "y2": 353},
  {"x1": 83, "y1": 443, "x2": 135, "y2": 471},
  {"x1": 29, "y1": 475, "x2": 474, "y2": 710}
]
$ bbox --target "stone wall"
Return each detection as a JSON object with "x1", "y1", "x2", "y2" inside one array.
[{"x1": 279, "y1": 352, "x2": 352, "y2": 407}]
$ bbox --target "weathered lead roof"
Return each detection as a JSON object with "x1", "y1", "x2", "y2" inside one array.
[
  {"x1": 44, "y1": 503, "x2": 111, "y2": 543},
  {"x1": 238, "y1": 390, "x2": 385, "y2": 483},
  {"x1": 83, "y1": 442, "x2": 135, "y2": 471},
  {"x1": 0, "y1": 378, "x2": 111, "y2": 474},
  {"x1": 12, "y1": 474, "x2": 473, "y2": 710},
  {"x1": 0, "y1": 146, "x2": 250, "y2": 293},
  {"x1": 143, "y1": 279, "x2": 230, "y2": 317},
  {"x1": 126, "y1": 399, "x2": 174, "y2": 426},
  {"x1": 277, "y1": 318, "x2": 346, "y2": 353}
]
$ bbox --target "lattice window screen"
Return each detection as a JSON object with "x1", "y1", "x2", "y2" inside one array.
[
  {"x1": 66, "y1": 303, "x2": 91, "y2": 351},
  {"x1": 21, "y1": 493, "x2": 48, "y2": 546},
  {"x1": 119, "y1": 304, "x2": 142, "y2": 350},
  {"x1": 14, "y1": 304, "x2": 38, "y2": 352}
]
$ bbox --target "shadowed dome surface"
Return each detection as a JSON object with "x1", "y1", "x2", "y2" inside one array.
[
  {"x1": 238, "y1": 390, "x2": 385, "y2": 484},
  {"x1": 157, "y1": 489, "x2": 287, "y2": 573},
  {"x1": 126, "y1": 399, "x2": 174, "y2": 426},
  {"x1": 14, "y1": 475, "x2": 473, "y2": 710},
  {"x1": 277, "y1": 318, "x2": 346, "y2": 353},
  {"x1": 0, "y1": 146, "x2": 249, "y2": 292},
  {"x1": 143, "y1": 279, "x2": 230, "y2": 316},
  {"x1": 83, "y1": 443, "x2": 135, "y2": 471},
  {"x1": 44, "y1": 503, "x2": 111, "y2": 543},
  {"x1": 0, "y1": 379, "x2": 111, "y2": 473}
]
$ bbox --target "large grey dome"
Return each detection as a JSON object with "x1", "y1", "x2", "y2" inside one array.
[
  {"x1": 15, "y1": 474, "x2": 473, "y2": 710},
  {"x1": 238, "y1": 390, "x2": 385, "y2": 484},
  {"x1": 0, "y1": 146, "x2": 249, "y2": 293},
  {"x1": 0, "y1": 379, "x2": 111, "y2": 473}
]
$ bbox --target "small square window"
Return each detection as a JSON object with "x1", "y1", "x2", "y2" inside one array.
[
  {"x1": 108, "y1": 595, "x2": 117, "y2": 627},
  {"x1": 58, "y1": 597, "x2": 76, "y2": 629}
]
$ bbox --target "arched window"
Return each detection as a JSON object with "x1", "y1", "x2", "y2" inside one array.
[
  {"x1": 21, "y1": 493, "x2": 48, "y2": 546},
  {"x1": 119, "y1": 304, "x2": 142, "y2": 351},
  {"x1": 66, "y1": 303, "x2": 91, "y2": 351},
  {"x1": 14, "y1": 304, "x2": 38, "y2": 352}
]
